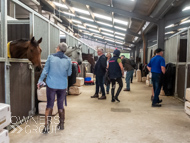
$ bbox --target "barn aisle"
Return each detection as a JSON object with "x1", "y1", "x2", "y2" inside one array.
[{"x1": 10, "y1": 78, "x2": 190, "y2": 143}]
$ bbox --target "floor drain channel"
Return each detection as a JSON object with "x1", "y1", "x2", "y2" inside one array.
[{"x1": 111, "y1": 108, "x2": 131, "y2": 112}]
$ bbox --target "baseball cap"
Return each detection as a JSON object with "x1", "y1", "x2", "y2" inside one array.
[{"x1": 155, "y1": 48, "x2": 164, "y2": 53}]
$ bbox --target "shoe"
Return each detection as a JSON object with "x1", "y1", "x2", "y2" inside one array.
[
  {"x1": 91, "y1": 94, "x2": 99, "y2": 98},
  {"x1": 114, "y1": 96, "x2": 120, "y2": 102},
  {"x1": 57, "y1": 109, "x2": 65, "y2": 130},
  {"x1": 152, "y1": 103, "x2": 162, "y2": 107},
  {"x1": 151, "y1": 95, "x2": 153, "y2": 101},
  {"x1": 42, "y1": 125, "x2": 50, "y2": 134},
  {"x1": 123, "y1": 88, "x2": 130, "y2": 91},
  {"x1": 158, "y1": 99, "x2": 162, "y2": 103},
  {"x1": 98, "y1": 96, "x2": 106, "y2": 100},
  {"x1": 111, "y1": 98, "x2": 115, "y2": 102}
]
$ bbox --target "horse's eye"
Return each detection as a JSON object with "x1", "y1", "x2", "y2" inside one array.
[
  {"x1": 30, "y1": 49, "x2": 33, "y2": 52},
  {"x1": 77, "y1": 52, "x2": 80, "y2": 55}
]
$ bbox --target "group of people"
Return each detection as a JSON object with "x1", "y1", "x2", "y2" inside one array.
[
  {"x1": 37, "y1": 42, "x2": 165, "y2": 134},
  {"x1": 91, "y1": 47, "x2": 166, "y2": 108},
  {"x1": 91, "y1": 48, "x2": 136, "y2": 102}
]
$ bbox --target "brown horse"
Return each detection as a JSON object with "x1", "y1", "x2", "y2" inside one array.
[{"x1": 10, "y1": 37, "x2": 42, "y2": 71}]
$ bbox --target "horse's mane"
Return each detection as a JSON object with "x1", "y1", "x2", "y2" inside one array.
[
  {"x1": 11, "y1": 39, "x2": 29, "y2": 45},
  {"x1": 11, "y1": 38, "x2": 39, "y2": 47}
]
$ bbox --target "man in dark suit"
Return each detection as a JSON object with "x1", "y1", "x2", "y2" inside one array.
[{"x1": 91, "y1": 47, "x2": 107, "y2": 99}]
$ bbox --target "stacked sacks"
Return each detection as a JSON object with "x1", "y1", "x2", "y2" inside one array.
[
  {"x1": 185, "y1": 88, "x2": 190, "y2": 116},
  {"x1": 136, "y1": 69, "x2": 142, "y2": 82},
  {"x1": 37, "y1": 87, "x2": 58, "y2": 115},
  {"x1": 142, "y1": 77, "x2": 147, "y2": 82},
  {"x1": 69, "y1": 77, "x2": 84, "y2": 95},
  {"x1": 0, "y1": 103, "x2": 11, "y2": 143}
]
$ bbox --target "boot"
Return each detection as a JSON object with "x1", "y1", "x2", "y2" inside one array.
[
  {"x1": 57, "y1": 109, "x2": 65, "y2": 130},
  {"x1": 42, "y1": 108, "x2": 53, "y2": 134},
  {"x1": 91, "y1": 94, "x2": 99, "y2": 98},
  {"x1": 114, "y1": 86, "x2": 122, "y2": 102},
  {"x1": 111, "y1": 88, "x2": 115, "y2": 102}
]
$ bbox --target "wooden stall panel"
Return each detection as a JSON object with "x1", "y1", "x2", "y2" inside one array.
[
  {"x1": 34, "y1": 15, "x2": 49, "y2": 60},
  {"x1": 10, "y1": 63, "x2": 32, "y2": 123},
  {"x1": 50, "y1": 25, "x2": 60, "y2": 54},
  {"x1": 0, "y1": 62, "x2": 5, "y2": 103},
  {"x1": 177, "y1": 65, "x2": 185, "y2": 100}
]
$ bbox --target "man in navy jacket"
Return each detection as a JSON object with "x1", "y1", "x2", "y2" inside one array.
[{"x1": 91, "y1": 47, "x2": 107, "y2": 99}]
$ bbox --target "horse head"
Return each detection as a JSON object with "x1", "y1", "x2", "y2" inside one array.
[
  {"x1": 65, "y1": 45, "x2": 83, "y2": 65},
  {"x1": 27, "y1": 37, "x2": 42, "y2": 71}
]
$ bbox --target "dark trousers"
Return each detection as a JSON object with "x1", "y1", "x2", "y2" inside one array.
[
  {"x1": 95, "y1": 75, "x2": 105, "y2": 96},
  {"x1": 152, "y1": 73, "x2": 161, "y2": 105},
  {"x1": 46, "y1": 86, "x2": 67, "y2": 109},
  {"x1": 111, "y1": 78, "x2": 123, "y2": 97}
]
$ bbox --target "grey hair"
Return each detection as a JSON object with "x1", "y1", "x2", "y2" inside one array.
[
  {"x1": 58, "y1": 42, "x2": 68, "y2": 52},
  {"x1": 97, "y1": 47, "x2": 104, "y2": 53}
]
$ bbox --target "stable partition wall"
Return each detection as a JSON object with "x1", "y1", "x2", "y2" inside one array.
[
  {"x1": 34, "y1": 15, "x2": 49, "y2": 60},
  {"x1": 50, "y1": 25, "x2": 60, "y2": 54},
  {"x1": 82, "y1": 44, "x2": 88, "y2": 54}
]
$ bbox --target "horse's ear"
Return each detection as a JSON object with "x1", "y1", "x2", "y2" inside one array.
[
  {"x1": 38, "y1": 37, "x2": 42, "y2": 44},
  {"x1": 31, "y1": 37, "x2": 35, "y2": 43}
]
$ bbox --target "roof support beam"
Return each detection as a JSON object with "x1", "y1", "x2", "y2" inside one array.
[{"x1": 69, "y1": 0, "x2": 158, "y2": 23}]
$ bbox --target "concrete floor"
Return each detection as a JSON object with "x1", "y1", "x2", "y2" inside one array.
[{"x1": 10, "y1": 78, "x2": 190, "y2": 143}]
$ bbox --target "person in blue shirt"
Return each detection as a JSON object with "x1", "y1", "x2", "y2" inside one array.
[
  {"x1": 147, "y1": 48, "x2": 166, "y2": 107},
  {"x1": 37, "y1": 42, "x2": 72, "y2": 133}
]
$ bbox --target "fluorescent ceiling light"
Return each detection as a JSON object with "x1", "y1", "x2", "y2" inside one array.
[
  {"x1": 134, "y1": 36, "x2": 138, "y2": 41},
  {"x1": 114, "y1": 26, "x2": 126, "y2": 31},
  {"x1": 94, "y1": 35, "x2": 103, "y2": 39},
  {"x1": 83, "y1": 33, "x2": 92, "y2": 36},
  {"x1": 85, "y1": 23, "x2": 97, "y2": 28},
  {"x1": 100, "y1": 28, "x2": 114, "y2": 33},
  {"x1": 72, "y1": 19, "x2": 82, "y2": 24},
  {"x1": 165, "y1": 24, "x2": 175, "y2": 29},
  {"x1": 78, "y1": 25, "x2": 86, "y2": 29},
  {"x1": 178, "y1": 27, "x2": 188, "y2": 31},
  {"x1": 73, "y1": 7, "x2": 90, "y2": 15},
  {"x1": 97, "y1": 21, "x2": 113, "y2": 27},
  {"x1": 89, "y1": 28, "x2": 100, "y2": 33},
  {"x1": 115, "y1": 41, "x2": 124, "y2": 45},
  {"x1": 115, "y1": 32, "x2": 125, "y2": 36},
  {"x1": 102, "y1": 32, "x2": 114, "y2": 37},
  {"x1": 180, "y1": 20, "x2": 190, "y2": 25},
  {"x1": 63, "y1": 12, "x2": 75, "y2": 17},
  {"x1": 79, "y1": 16, "x2": 93, "y2": 22},
  {"x1": 53, "y1": 2, "x2": 68, "y2": 9},
  {"x1": 182, "y1": 6, "x2": 190, "y2": 11},
  {"x1": 125, "y1": 48, "x2": 131, "y2": 51},
  {"x1": 115, "y1": 36, "x2": 125, "y2": 40},
  {"x1": 31, "y1": 0, "x2": 40, "y2": 5},
  {"x1": 105, "y1": 38, "x2": 115, "y2": 42},
  {"x1": 165, "y1": 31, "x2": 175, "y2": 35},
  {"x1": 114, "y1": 19, "x2": 128, "y2": 25},
  {"x1": 94, "y1": 13, "x2": 112, "y2": 21}
]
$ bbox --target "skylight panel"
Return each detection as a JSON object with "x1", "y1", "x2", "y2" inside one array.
[
  {"x1": 72, "y1": 19, "x2": 82, "y2": 24},
  {"x1": 53, "y1": 2, "x2": 68, "y2": 9},
  {"x1": 114, "y1": 19, "x2": 128, "y2": 25},
  {"x1": 94, "y1": 13, "x2": 112, "y2": 21},
  {"x1": 100, "y1": 28, "x2": 114, "y2": 33},
  {"x1": 85, "y1": 23, "x2": 97, "y2": 28},
  {"x1": 63, "y1": 12, "x2": 75, "y2": 17},
  {"x1": 89, "y1": 28, "x2": 100, "y2": 33},
  {"x1": 115, "y1": 36, "x2": 125, "y2": 40},
  {"x1": 115, "y1": 32, "x2": 125, "y2": 36},
  {"x1": 73, "y1": 7, "x2": 90, "y2": 15},
  {"x1": 114, "y1": 26, "x2": 127, "y2": 31},
  {"x1": 79, "y1": 16, "x2": 93, "y2": 22},
  {"x1": 97, "y1": 21, "x2": 113, "y2": 27},
  {"x1": 101, "y1": 32, "x2": 114, "y2": 37}
]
